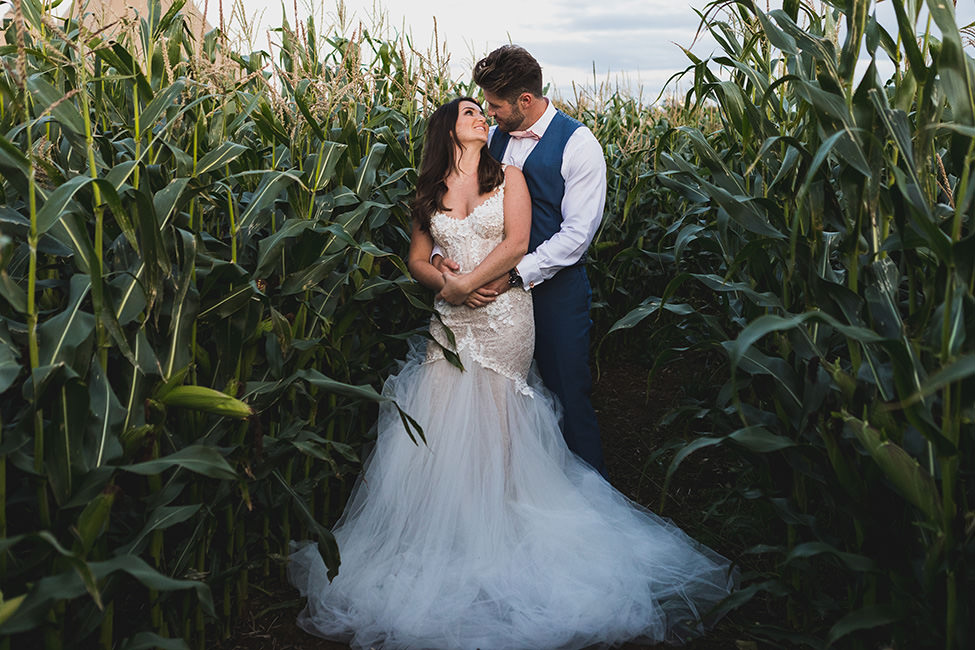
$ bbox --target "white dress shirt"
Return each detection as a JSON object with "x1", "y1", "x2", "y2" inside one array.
[{"x1": 491, "y1": 99, "x2": 607, "y2": 289}]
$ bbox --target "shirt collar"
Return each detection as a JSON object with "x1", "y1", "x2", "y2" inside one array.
[{"x1": 520, "y1": 98, "x2": 556, "y2": 138}]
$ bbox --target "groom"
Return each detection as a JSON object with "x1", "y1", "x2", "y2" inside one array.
[{"x1": 443, "y1": 45, "x2": 609, "y2": 477}]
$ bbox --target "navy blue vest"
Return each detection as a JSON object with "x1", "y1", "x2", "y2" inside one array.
[{"x1": 488, "y1": 111, "x2": 583, "y2": 253}]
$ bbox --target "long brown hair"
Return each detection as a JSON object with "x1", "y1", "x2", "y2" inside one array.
[{"x1": 412, "y1": 97, "x2": 504, "y2": 231}]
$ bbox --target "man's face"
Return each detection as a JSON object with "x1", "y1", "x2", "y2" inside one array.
[{"x1": 482, "y1": 90, "x2": 526, "y2": 133}]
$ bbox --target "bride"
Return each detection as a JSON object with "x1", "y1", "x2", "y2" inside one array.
[{"x1": 288, "y1": 97, "x2": 737, "y2": 650}]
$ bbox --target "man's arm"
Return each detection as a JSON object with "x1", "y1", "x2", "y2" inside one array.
[{"x1": 514, "y1": 127, "x2": 606, "y2": 289}]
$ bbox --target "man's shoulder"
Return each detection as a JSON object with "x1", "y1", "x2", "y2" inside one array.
[
  {"x1": 562, "y1": 122, "x2": 606, "y2": 172},
  {"x1": 553, "y1": 109, "x2": 584, "y2": 131},
  {"x1": 564, "y1": 120, "x2": 601, "y2": 151},
  {"x1": 545, "y1": 110, "x2": 589, "y2": 149},
  {"x1": 553, "y1": 110, "x2": 600, "y2": 148}
]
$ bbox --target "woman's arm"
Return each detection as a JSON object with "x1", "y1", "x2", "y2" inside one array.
[
  {"x1": 407, "y1": 219, "x2": 448, "y2": 292},
  {"x1": 440, "y1": 166, "x2": 531, "y2": 304}
]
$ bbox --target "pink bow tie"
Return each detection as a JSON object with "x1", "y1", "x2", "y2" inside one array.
[{"x1": 509, "y1": 129, "x2": 540, "y2": 140}]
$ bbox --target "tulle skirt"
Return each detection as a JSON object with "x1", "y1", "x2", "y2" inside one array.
[{"x1": 289, "y1": 341, "x2": 736, "y2": 649}]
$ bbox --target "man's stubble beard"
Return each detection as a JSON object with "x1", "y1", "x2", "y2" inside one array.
[{"x1": 495, "y1": 104, "x2": 526, "y2": 133}]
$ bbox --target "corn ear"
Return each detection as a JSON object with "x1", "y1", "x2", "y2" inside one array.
[
  {"x1": 75, "y1": 486, "x2": 119, "y2": 556},
  {"x1": 158, "y1": 386, "x2": 253, "y2": 419}
]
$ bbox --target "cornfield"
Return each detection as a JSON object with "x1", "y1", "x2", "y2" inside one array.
[
  {"x1": 0, "y1": 0, "x2": 972, "y2": 649},
  {"x1": 597, "y1": 0, "x2": 975, "y2": 648}
]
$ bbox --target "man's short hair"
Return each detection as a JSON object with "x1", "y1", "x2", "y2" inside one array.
[{"x1": 473, "y1": 45, "x2": 543, "y2": 103}]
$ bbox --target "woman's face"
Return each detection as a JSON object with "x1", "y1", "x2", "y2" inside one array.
[{"x1": 453, "y1": 100, "x2": 488, "y2": 146}]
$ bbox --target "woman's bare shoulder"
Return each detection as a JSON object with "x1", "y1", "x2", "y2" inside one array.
[{"x1": 502, "y1": 164, "x2": 526, "y2": 185}]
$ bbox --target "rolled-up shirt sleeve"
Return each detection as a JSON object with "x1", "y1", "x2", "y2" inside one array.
[{"x1": 516, "y1": 127, "x2": 606, "y2": 289}]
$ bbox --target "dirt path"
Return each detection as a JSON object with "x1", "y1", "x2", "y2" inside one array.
[{"x1": 219, "y1": 362, "x2": 747, "y2": 650}]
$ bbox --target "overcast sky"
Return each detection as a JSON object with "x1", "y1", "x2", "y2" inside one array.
[
  {"x1": 214, "y1": 1, "x2": 974, "y2": 100},
  {"x1": 216, "y1": 0, "x2": 720, "y2": 99}
]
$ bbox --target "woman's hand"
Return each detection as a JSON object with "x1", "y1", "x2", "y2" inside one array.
[
  {"x1": 464, "y1": 287, "x2": 498, "y2": 309},
  {"x1": 438, "y1": 271, "x2": 472, "y2": 305},
  {"x1": 463, "y1": 275, "x2": 508, "y2": 308}
]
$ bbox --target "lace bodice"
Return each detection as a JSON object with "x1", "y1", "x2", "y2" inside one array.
[
  {"x1": 430, "y1": 185, "x2": 506, "y2": 272},
  {"x1": 425, "y1": 182, "x2": 535, "y2": 394}
]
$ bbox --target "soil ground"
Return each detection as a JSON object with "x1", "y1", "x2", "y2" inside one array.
[{"x1": 217, "y1": 361, "x2": 758, "y2": 650}]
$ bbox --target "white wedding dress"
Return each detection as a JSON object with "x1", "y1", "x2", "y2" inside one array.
[{"x1": 289, "y1": 183, "x2": 737, "y2": 649}]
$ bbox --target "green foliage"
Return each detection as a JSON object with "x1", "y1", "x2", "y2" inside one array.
[{"x1": 602, "y1": 1, "x2": 975, "y2": 647}]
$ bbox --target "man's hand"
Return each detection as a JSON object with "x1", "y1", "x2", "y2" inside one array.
[{"x1": 432, "y1": 254, "x2": 460, "y2": 274}]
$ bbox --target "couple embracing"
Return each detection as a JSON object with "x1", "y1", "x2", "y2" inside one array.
[{"x1": 289, "y1": 45, "x2": 737, "y2": 650}]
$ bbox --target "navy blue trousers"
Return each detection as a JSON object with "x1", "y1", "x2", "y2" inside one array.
[{"x1": 531, "y1": 265, "x2": 607, "y2": 477}]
